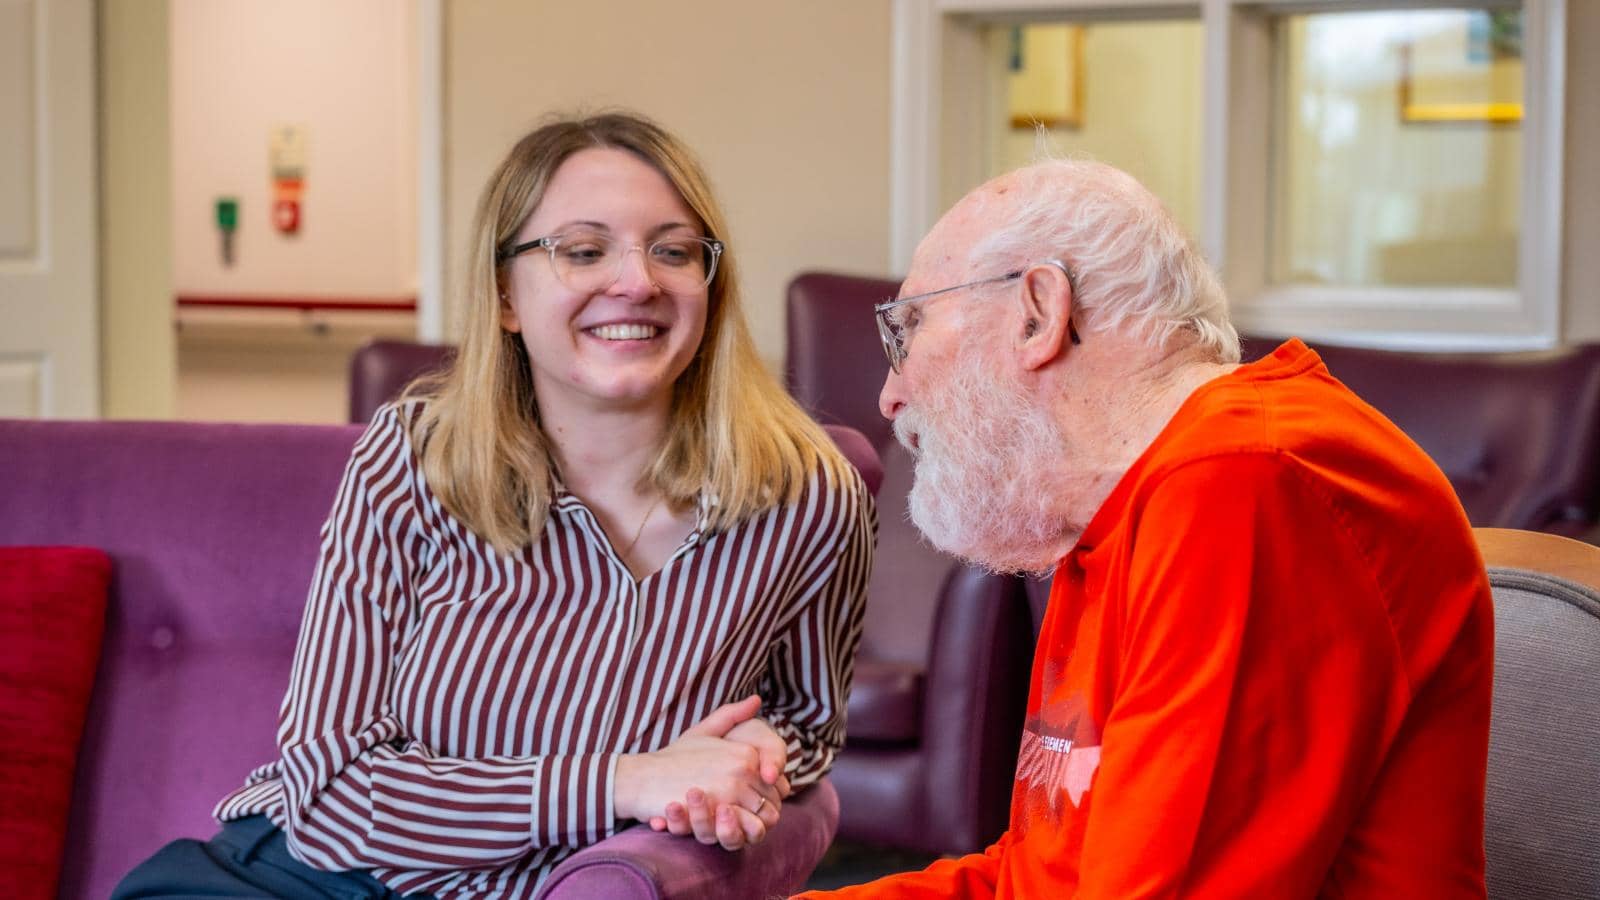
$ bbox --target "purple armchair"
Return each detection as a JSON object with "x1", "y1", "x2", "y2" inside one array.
[
  {"x1": 0, "y1": 416, "x2": 879, "y2": 900},
  {"x1": 349, "y1": 339, "x2": 455, "y2": 424},
  {"x1": 784, "y1": 272, "x2": 1034, "y2": 855}
]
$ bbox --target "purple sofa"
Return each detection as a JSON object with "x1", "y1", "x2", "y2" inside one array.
[{"x1": 0, "y1": 417, "x2": 880, "y2": 899}]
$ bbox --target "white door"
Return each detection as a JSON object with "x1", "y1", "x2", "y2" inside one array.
[{"x1": 0, "y1": 0, "x2": 98, "y2": 418}]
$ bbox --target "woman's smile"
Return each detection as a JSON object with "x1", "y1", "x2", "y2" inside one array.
[{"x1": 586, "y1": 322, "x2": 662, "y2": 341}]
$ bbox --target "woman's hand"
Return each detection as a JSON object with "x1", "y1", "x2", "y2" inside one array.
[
  {"x1": 724, "y1": 717, "x2": 792, "y2": 794},
  {"x1": 613, "y1": 695, "x2": 784, "y2": 850},
  {"x1": 649, "y1": 716, "x2": 793, "y2": 849}
]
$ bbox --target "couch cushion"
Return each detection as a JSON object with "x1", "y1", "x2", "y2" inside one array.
[
  {"x1": 0, "y1": 547, "x2": 111, "y2": 900},
  {"x1": 845, "y1": 658, "x2": 923, "y2": 745}
]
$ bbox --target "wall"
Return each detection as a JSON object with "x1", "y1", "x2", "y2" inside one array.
[
  {"x1": 169, "y1": 0, "x2": 416, "y2": 298},
  {"x1": 446, "y1": 0, "x2": 893, "y2": 367},
  {"x1": 988, "y1": 21, "x2": 1204, "y2": 239},
  {"x1": 101, "y1": 0, "x2": 175, "y2": 419}
]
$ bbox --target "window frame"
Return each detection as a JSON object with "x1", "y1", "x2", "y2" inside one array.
[{"x1": 891, "y1": 0, "x2": 1567, "y2": 350}]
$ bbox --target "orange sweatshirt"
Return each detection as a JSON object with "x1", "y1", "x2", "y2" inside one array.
[{"x1": 802, "y1": 339, "x2": 1493, "y2": 899}]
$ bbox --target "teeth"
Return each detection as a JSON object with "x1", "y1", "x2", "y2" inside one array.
[{"x1": 590, "y1": 323, "x2": 660, "y2": 341}]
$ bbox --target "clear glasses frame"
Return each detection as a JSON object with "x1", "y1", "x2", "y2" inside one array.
[
  {"x1": 874, "y1": 258, "x2": 1080, "y2": 373},
  {"x1": 496, "y1": 232, "x2": 725, "y2": 294}
]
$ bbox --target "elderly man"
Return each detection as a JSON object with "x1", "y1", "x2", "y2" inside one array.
[{"x1": 800, "y1": 161, "x2": 1493, "y2": 898}]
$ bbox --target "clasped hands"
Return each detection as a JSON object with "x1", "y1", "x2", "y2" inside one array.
[{"x1": 613, "y1": 694, "x2": 793, "y2": 851}]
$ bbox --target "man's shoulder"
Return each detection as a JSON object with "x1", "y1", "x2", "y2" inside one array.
[
  {"x1": 1144, "y1": 360, "x2": 1437, "y2": 489},
  {"x1": 1119, "y1": 365, "x2": 1483, "y2": 611},
  {"x1": 1131, "y1": 374, "x2": 1291, "y2": 481}
]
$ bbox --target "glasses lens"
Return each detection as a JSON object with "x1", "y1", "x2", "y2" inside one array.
[
  {"x1": 876, "y1": 309, "x2": 903, "y2": 373},
  {"x1": 549, "y1": 233, "x2": 619, "y2": 293},
  {"x1": 648, "y1": 237, "x2": 716, "y2": 292},
  {"x1": 547, "y1": 234, "x2": 717, "y2": 293}
]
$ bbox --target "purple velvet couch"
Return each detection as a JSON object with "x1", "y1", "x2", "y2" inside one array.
[{"x1": 0, "y1": 418, "x2": 877, "y2": 899}]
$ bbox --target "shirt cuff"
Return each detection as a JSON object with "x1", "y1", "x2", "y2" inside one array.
[{"x1": 530, "y1": 752, "x2": 617, "y2": 849}]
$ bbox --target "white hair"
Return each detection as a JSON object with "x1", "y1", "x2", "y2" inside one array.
[
  {"x1": 967, "y1": 158, "x2": 1240, "y2": 364},
  {"x1": 894, "y1": 336, "x2": 1076, "y2": 575}
]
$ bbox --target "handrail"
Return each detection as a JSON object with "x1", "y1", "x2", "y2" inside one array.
[{"x1": 176, "y1": 295, "x2": 417, "y2": 313}]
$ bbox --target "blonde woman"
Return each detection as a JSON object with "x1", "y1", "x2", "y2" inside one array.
[{"x1": 115, "y1": 113, "x2": 874, "y2": 900}]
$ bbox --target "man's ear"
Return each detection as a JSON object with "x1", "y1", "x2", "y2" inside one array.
[
  {"x1": 1016, "y1": 263, "x2": 1074, "y2": 371},
  {"x1": 497, "y1": 280, "x2": 521, "y2": 333}
]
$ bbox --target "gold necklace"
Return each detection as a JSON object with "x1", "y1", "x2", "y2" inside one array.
[{"x1": 620, "y1": 494, "x2": 664, "y2": 561}]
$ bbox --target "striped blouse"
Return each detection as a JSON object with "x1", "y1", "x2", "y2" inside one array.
[{"x1": 213, "y1": 403, "x2": 875, "y2": 899}]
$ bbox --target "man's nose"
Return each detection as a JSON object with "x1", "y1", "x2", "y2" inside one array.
[{"x1": 879, "y1": 368, "x2": 907, "y2": 421}]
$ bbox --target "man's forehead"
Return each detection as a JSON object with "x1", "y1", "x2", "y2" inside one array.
[
  {"x1": 903, "y1": 178, "x2": 1017, "y2": 295},
  {"x1": 902, "y1": 236, "x2": 963, "y2": 296}
]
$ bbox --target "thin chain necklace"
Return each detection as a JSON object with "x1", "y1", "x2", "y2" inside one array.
[{"x1": 620, "y1": 494, "x2": 664, "y2": 562}]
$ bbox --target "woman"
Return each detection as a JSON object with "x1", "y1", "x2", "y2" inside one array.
[{"x1": 116, "y1": 112, "x2": 873, "y2": 899}]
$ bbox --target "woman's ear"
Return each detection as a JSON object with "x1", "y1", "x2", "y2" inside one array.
[
  {"x1": 498, "y1": 281, "x2": 521, "y2": 333},
  {"x1": 1017, "y1": 263, "x2": 1074, "y2": 371}
]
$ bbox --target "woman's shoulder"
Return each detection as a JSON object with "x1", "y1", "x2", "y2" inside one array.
[
  {"x1": 345, "y1": 398, "x2": 432, "y2": 479},
  {"x1": 783, "y1": 442, "x2": 876, "y2": 530},
  {"x1": 360, "y1": 397, "x2": 430, "y2": 442},
  {"x1": 338, "y1": 399, "x2": 458, "y2": 540}
]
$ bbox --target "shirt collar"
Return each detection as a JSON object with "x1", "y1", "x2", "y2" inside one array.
[{"x1": 551, "y1": 483, "x2": 714, "y2": 542}]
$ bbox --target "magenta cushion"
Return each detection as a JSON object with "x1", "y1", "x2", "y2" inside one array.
[{"x1": 0, "y1": 547, "x2": 111, "y2": 900}]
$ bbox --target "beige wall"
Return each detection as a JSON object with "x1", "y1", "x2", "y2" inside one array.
[
  {"x1": 169, "y1": 0, "x2": 416, "y2": 298},
  {"x1": 100, "y1": 0, "x2": 175, "y2": 419},
  {"x1": 446, "y1": 0, "x2": 892, "y2": 366},
  {"x1": 988, "y1": 21, "x2": 1203, "y2": 238}
]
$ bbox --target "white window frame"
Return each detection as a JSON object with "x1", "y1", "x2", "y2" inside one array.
[
  {"x1": 891, "y1": 0, "x2": 1566, "y2": 350},
  {"x1": 417, "y1": 0, "x2": 445, "y2": 343}
]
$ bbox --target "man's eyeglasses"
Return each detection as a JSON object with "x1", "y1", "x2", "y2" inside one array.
[
  {"x1": 497, "y1": 231, "x2": 724, "y2": 295},
  {"x1": 874, "y1": 259, "x2": 1080, "y2": 374}
]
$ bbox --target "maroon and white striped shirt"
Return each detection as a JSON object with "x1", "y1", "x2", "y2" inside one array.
[{"x1": 214, "y1": 403, "x2": 874, "y2": 898}]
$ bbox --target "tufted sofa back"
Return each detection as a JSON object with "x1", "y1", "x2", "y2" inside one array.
[{"x1": 0, "y1": 418, "x2": 361, "y2": 900}]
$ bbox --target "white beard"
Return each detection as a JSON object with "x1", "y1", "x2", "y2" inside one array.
[{"x1": 894, "y1": 344, "x2": 1076, "y2": 576}]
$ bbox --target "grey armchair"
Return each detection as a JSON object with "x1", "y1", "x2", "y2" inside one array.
[{"x1": 1475, "y1": 527, "x2": 1600, "y2": 898}]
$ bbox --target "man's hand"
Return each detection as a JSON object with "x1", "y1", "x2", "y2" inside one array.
[{"x1": 613, "y1": 695, "x2": 783, "y2": 850}]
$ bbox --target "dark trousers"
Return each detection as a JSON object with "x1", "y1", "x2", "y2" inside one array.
[{"x1": 112, "y1": 815, "x2": 433, "y2": 899}]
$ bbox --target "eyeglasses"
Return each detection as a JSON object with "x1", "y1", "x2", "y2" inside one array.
[
  {"x1": 874, "y1": 258, "x2": 1080, "y2": 373},
  {"x1": 496, "y1": 231, "x2": 724, "y2": 295}
]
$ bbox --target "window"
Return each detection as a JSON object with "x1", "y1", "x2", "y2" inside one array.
[
  {"x1": 1272, "y1": 10, "x2": 1523, "y2": 288},
  {"x1": 895, "y1": 1, "x2": 1566, "y2": 349}
]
